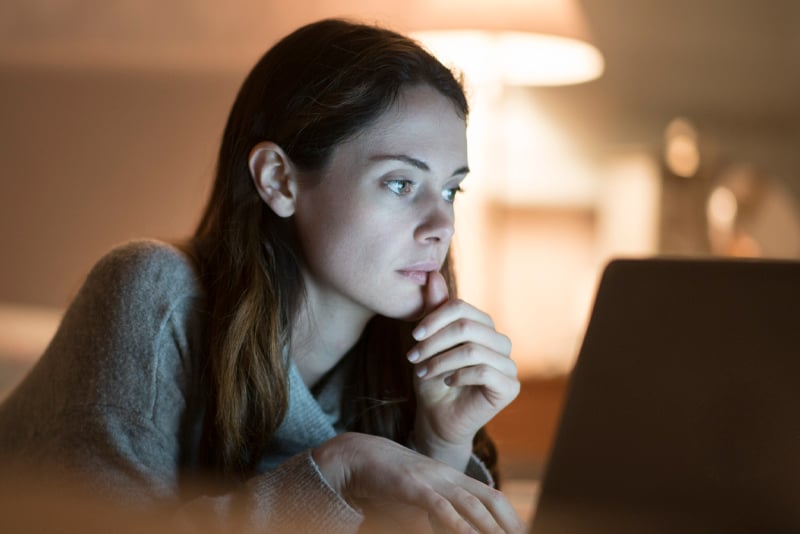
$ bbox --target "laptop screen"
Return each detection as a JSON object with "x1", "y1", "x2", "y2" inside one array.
[{"x1": 530, "y1": 257, "x2": 800, "y2": 532}]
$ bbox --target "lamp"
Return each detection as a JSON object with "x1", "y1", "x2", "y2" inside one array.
[
  {"x1": 407, "y1": 0, "x2": 604, "y2": 87},
  {"x1": 278, "y1": 0, "x2": 604, "y2": 88}
]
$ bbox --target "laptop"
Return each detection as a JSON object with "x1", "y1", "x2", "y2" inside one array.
[{"x1": 529, "y1": 257, "x2": 800, "y2": 533}]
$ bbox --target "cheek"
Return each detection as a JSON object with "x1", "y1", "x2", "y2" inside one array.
[
  {"x1": 293, "y1": 185, "x2": 414, "y2": 273},
  {"x1": 322, "y1": 219, "x2": 397, "y2": 265},
  {"x1": 296, "y1": 210, "x2": 389, "y2": 270}
]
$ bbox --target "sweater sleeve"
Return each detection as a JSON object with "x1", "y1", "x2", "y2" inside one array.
[{"x1": 0, "y1": 240, "x2": 363, "y2": 533}]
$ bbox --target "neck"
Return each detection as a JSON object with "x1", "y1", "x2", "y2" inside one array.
[{"x1": 290, "y1": 291, "x2": 373, "y2": 389}]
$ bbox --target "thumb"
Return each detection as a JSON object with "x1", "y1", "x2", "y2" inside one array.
[{"x1": 424, "y1": 271, "x2": 450, "y2": 314}]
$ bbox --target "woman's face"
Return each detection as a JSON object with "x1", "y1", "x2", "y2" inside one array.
[{"x1": 292, "y1": 83, "x2": 468, "y2": 323}]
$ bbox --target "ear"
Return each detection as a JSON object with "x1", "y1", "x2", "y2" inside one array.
[{"x1": 248, "y1": 141, "x2": 298, "y2": 218}]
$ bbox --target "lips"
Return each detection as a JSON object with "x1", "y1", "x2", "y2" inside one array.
[{"x1": 397, "y1": 261, "x2": 440, "y2": 286}]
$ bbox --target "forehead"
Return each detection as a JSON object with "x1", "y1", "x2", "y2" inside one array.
[{"x1": 335, "y1": 84, "x2": 468, "y2": 165}]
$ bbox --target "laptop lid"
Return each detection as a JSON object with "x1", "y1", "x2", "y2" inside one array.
[{"x1": 530, "y1": 257, "x2": 800, "y2": 533}]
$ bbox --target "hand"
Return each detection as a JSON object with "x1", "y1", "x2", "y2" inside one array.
[
  {"x1": 312, "y1": 432, "x2": 526, "y2": 533},
  {"x1": 408, "y1": 272, "x2": 520, "y2": 470}
]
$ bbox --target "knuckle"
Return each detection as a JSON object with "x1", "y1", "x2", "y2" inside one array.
[
  {"x1": 462, "y1": 492, "x2": 482, "y2": 510},
  {"x1": 418, "y1": 485, "x2": 438, "y2": 501},
  {"x1": 474, "y1": 364, "x2": 489, "y2": 381},
  {"x1": 424, "y1": 358, "x2": 439, "y2": 376},
  {"x1": 469, "y1": 365, "x2": 489, "y2": 383},
  {"x1": 464, "y1": 342, "x2": 480, "y2": 360},
  {"x1": 485, "y1": 487, "x2": 506, "y2": 508},
  {"x1": 430, "y1": 494, "x2": 451, "y2": 515},
  {"x1": 454, "y1": 318, "x2": 470, "y2": 335},
  {"x1": 453, "y1": 298, "x2": 468, "y2": 310}
]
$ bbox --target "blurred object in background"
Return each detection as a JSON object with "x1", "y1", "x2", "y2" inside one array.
[
  {"x1": 707, "y1": 163, "x2": 800, "y2": 258},
  {"x1": 664, "y1": 117, "x2": 701, "y2": 179},
  {"x1": 658, "y1": 116, "x2": 716, "y2": 256},
  {"x1": 658, "y1": 115, "x2": 800, "y2": 260}
]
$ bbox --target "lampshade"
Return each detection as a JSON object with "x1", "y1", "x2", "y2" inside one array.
[
  {"x1": 405, "y1": 0, "x2": 604, "y2": 86},
  {"x1": 270, "y1": 0, "x2": 605, "y2": 87},
  {"x1": 412, "y1": 30, "x2": 603, "y2": 86}
]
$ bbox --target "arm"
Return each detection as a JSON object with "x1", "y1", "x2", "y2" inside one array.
[{"x1": 0, "y1": 241, "x2": 362, "y2": 533}]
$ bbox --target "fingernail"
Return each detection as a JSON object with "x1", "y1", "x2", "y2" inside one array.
[
  {"x1": 416, "y1": 366, "x2": 427, "y2": 378},
  {"x1": 412, "y1": 326, "x2": 426, "y2": 340},
  {"x1": 407, "y1": 350, "x2": 420, "y2": 362}
]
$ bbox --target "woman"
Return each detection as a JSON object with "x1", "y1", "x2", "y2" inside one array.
[{"x1": 0, "y1": 18, "x2": 523, "y2": 533}]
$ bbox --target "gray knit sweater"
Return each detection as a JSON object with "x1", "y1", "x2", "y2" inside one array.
[
  {"x1": 0, "y1": 240, "x2": 491, "y2": 533},
  {"x1": 0, "y1": 240, "x2": 362, "y2": 532}
]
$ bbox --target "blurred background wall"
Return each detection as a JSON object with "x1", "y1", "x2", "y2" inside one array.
[{"x1": 2, "y1": 0, "x2": 800, "y2": 480}]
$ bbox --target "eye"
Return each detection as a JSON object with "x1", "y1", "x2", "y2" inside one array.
[
  {"x1": 385, "y1": 178, "x2": 415, "y2": 196},
  {"x1": 442, "y1": 186, "x2": 464, "y2": 204}
]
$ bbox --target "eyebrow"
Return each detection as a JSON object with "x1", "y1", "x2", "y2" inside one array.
[{"x1": 369, "y1": 154, "x2": 469, "y2": 177}]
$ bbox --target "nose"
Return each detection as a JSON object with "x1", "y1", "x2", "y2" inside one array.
[{"x1": 414, "y1": 198, "x2": 455, "y2": 244}]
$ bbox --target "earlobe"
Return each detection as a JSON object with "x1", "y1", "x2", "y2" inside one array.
[{"x1": 248, "y1": 141, "x2": 297, "y2": 218}]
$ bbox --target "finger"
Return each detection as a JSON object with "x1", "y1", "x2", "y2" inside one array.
[
  {"x1": 449, "y1": 487, "x2": 497, "y2": 534},
  {"x1": 424, "y1": 270, "x2": 450, "y2": 314},
  {"x1": 414, "y1": 344, "x2": 517, "y2": 382},
  {"x1": 451, "y1": 482, "x2": 527, "y2": 534},
  {"x1": 413, "y1": 486, "x2": 474, "y2": 534},
  {"x1": 409, "y1": 320, "x2": 512, "y2": 364},
  {"x1": 443, "y1": 365, "x2": 521, "y2": 405},
  {"x1": 414, "y1": 299, "x2": 495, "y2": 341}
]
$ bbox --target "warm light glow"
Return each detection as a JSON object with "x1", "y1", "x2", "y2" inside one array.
[
  {"x1": 414, "y1": 30, "x2": 604, "y2": 87},
  {"x1": 708, "y1": 165, "x2": 800, "y2": 258},
  {"x1": 664, "y1": 117, "x2": 700, "y2": 178},
  {"x1": 707, "y1": 186, "x2": 738, "y2": 232},
  {"x1": 0, "y1": 304, "x2": 62, "y2": 361},
  {"x1": 597, "y1": 149, "x2": 661, "y2": 257},
  {"x1": 488, "y1": 89, "x2": 599, "y2": 206},
  {"x1": 728, "y1": 233, "x2": 762, "y2": 257}
]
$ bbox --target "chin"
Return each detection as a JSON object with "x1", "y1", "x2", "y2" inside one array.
[
  {"x1": 364, "y1": 285, "x2": 426, "y2": 322},
  {"x1": 377, "y1": 299, "x2": 425, "y2": 322}
]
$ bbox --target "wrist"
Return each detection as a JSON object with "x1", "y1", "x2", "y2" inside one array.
[{"x1": 409, "y1": 428, "x2": 472, "y2": 473}]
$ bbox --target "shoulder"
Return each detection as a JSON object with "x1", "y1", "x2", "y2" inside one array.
[
  {"x1": 0, "y1": 241, "x2": 207, "y2": 475},
  {"x1": 58, "y1": 239, "x2": 205, "y2": 403},
  {"x1": 68, "y1": 239, "x2": 205, "y2": 353},
  {"x1": 89, "y1": 239, "x2": 198, "y2": 292},
  {"x1": 81, "y1": 239, "x2": 202, "y2": 312}
]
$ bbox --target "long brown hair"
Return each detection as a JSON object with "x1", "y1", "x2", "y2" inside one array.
[{"x1": 190, "y1": 18, "x2": 498, "y2": 481}]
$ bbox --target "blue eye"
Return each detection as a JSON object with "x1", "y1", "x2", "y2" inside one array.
[
  {"x1": 442, "y1": 186, "x2": 463, "y2": 203},
  {"x1": 385, "y1": 179, "x2": 415, "y2": 196}
]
